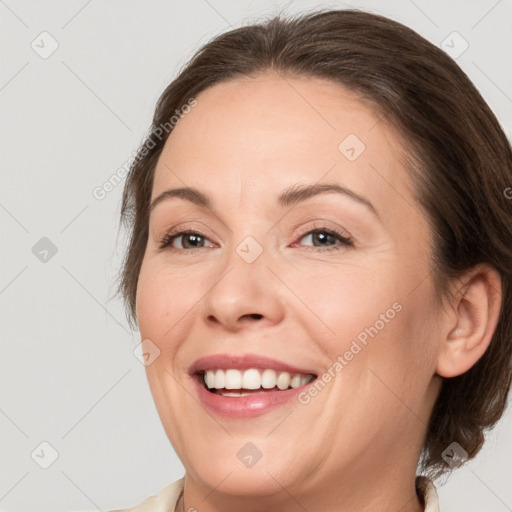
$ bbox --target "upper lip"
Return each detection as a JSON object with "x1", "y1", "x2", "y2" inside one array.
[{"x1": 189, "y1": 353, "x2": 317, "y2": 376}]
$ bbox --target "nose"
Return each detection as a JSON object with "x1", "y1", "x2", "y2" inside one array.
[{"x1": 200, "y1": 245, "x2": 286, "y2": 332}]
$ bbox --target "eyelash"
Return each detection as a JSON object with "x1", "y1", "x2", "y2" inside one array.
[{"x1": 158, "y1": 224, "x2": 354, "y2": 253}]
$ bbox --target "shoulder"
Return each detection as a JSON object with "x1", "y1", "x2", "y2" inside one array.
[
  {"x1": 108, "y1": 477, "x2": 184, "y2": 512},
  {"x1": 416, "y1": 475, "x2": 441, "y2": 512}
]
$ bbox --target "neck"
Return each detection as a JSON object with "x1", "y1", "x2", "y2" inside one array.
[{"x1": 178, "y1": 467, "x2": 425, "y2": 512}]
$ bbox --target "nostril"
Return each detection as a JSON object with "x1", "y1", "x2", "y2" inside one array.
[{"x1": 249, "y1": 313, "x2": 263, "y2": 319}]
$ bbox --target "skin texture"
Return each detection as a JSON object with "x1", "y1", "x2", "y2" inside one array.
[{"x1": 135, "y1": 73, "x2": 501, "y2": 512}]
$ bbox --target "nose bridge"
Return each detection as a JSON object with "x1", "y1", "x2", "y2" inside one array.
[{"x1": 234, "y1": 234, "x2": 266, "y2": 266}]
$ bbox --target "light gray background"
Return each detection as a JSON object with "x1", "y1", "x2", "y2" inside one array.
[{"x1": 1, "y1": 1, "x2": 511, "y2": 511}]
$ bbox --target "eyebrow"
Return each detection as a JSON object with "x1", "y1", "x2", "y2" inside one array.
[{"x1": 149, "y1": 183, "x2": 379, "y2": 218}]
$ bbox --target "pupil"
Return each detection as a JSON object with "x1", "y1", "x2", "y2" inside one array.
[
  {"x1": 315, "y1": 232, "x2": 332, "y2": 246},
  {"x1": 185, "y1": 234, "x2": 202, "y2": 248}
]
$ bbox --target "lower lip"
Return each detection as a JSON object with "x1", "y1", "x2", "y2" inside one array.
[{"x1": 191, "y1": 374, "x2": 312, "y2": 418}]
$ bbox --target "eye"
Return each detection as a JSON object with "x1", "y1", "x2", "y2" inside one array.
[
  {"x1": 158, "y1": 225, "x2": 354, "y2": 252},
  {"x1": 158, "y1": 229, "x2": 215, "y2": 251},
  {"x1": 293, "y1": 225, "x2": 354, "y2": 252}
]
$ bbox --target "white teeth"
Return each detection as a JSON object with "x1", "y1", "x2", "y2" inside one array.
[
  {"x1": 220, "y1": 391, "x2": 253, "y2": 397},
  {"x1": 205, "y1": 371, "x2": 215, "y2": 389},
  {"x1": 214, "y1": 369, "x2": 225, "y2": 389},
  {"x1": 290, "y1": 374, "x2": 302, "y2": 389},
  {"x1": 224, "y1": 369, "x2": 242, "y2": 389},
  {"x1": 202, "y1": 368, "x2": 315, "y2": 392},
  {"x1": 242, "y1": 369, "x2": 261, "y2": 389},
  {"x1": 277, "y1": 371, "x2": 291, "y2": 390},
  {"x1": 299, "y1": 375, "x2": 312, "y2": 386},
  {"x1": 261, "y1": 369, "x2": 277, "y2": 389}
]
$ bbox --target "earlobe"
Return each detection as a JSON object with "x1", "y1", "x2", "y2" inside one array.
[{"x1": 436, "y1": 265, "x2": 502, "y2": 378}]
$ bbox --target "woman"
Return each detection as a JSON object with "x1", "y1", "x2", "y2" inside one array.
[{"x1": 112, "y1": 8, "x2": 512, "y2": 512}]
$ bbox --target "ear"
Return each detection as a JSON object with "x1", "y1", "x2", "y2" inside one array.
[{"x1": 436, "y1": 264, "x2": 502, "y2": 378}]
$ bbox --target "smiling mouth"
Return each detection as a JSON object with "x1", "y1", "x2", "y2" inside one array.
[{"x1": 197, "y1": 368, "x2": 317, "y2": 397}]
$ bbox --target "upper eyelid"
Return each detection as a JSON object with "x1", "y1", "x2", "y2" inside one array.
[
  {"x1": 294, "y1": 222, "x2": 352, "y2": 239},
  {"x1": 155, "y1": 216, "x2": 351, "y2": 237}
]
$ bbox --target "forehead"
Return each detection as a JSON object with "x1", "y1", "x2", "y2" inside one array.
[{"x1": 152, "y1": 72, "x2": 414, "y2": 219}]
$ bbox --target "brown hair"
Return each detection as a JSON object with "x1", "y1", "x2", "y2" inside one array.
[{"x1": 116, "y1": 8, "x2": 512, "y2": 477}]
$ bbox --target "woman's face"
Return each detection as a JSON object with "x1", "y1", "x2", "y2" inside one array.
[{"x1": 136, "y1": 73, "x2": 444, "y2": 502}]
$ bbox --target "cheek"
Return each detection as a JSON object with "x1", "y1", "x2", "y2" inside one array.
[
  {"x1": 340, "y1": 279, "x2": 441, "y2": 420},
  {"x1": 136, "y1": 270, "x2": 185, "y2": 390},
  {"x1": 296, "y1": 260, "x2": 437, "y2": 384},
  {"x1": 284, "y1": 260, "x2": 402, "y2": 345},
  {"x1": 136, "y1": 260, "x2": 199, "y2": 343}
]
